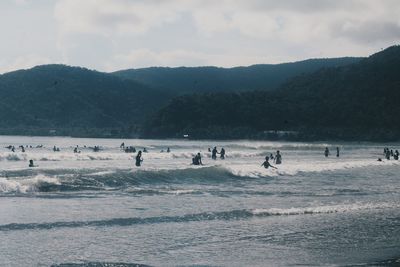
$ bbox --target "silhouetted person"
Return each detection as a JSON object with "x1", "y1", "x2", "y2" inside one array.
[
  {"x1": 336, "y1": 147, "x2": 340, "y2": 157},
  {"x1": 21, "y1": 146, "x2": 25, "y2": 153},
  {"x1": 167, "y1": 147, "x2": 170, "y2": 153},
  {"x1": 11, "y1": 146, "x2": 15, "y2": 152},
  {"x1": 212, "y1": 147, "x2": 218, "y2": 160},
  {"x1": 261, "y1": 156, "x2": 277, "y2": 169},
  {"x1": 143, "y1": 148, "x2": 148, "y2": 153},
  {"x1": 269, "y1": 153, "x2": 274, "y2": 160},
  {"x1": 220, "y1": 148, "x2": 226, "y2": 159},
  {"x1": 275, "y1": 150, "x2": 282, "y2": 164},
  {"x1": 29, "y1": 159, "x2": 35, "y2": 167},
  {"x1": 385, "y1": 149, "x2": 390, "y2": 160},
  {"x1": 135, "y1": 151, "x2": 143, "y2": 167},
  {"x1": 394, "y1": 150, "x2": 399, "y2": 160},
  {"x1": 53, "y1": 146, "x2": 57, "y2": 152},
  {"x1": 391, "y1": 150, "x2": 394, "y2": 157},
  {"x1": 208, "y1": 148, "x2": 211, "y2": 152},
  {"x1": 192, "y1": 153, "x2": 203, "y2": 165},
  {"x1": 377, "y1": 158, "x2": 382, "y2": 162},
  {"x1": 120, "y1": 142, "x2": 125, "y2": 149},
  {"x1": 324, "y1": 147, "x2": 330, "y2": 157}
]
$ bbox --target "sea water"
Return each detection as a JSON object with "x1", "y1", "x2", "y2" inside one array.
[{"x1": 0, "y1": 135, "x2": 399, "y2": 266}]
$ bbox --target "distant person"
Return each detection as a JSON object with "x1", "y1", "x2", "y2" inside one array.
[
  {"x1": 336, "y1": 147, "x2": 340, "y2": 157},
  {"x1": 53, "y1": 146, "x2": 57, "y2": 152},
  {"x1": 167, "y1": 147, "x2": 170, "y2": 153},
  {"x1": 11, "y1": 146, "x2": 15, "y2": 152},
  {"x1": 212, "y1": 147, "x2": 218, "y2": 160},
  {"x1": 391, "y1": 149, "x2": 394, "y2": 157},
  {"x1": 220, "y1": 148, "x2": 226, "y2": 159},
  {"x1": 324, "y1": 147, "x2": 330, "y2": 157},
  {"x1": 261, "y1": 156, "x2": 277, "y2": 169},
  {"x1": 394, "y1": 150, "x2": 399, "y2": 160},
  {"x1": 135, "y1": 151, "x2": 143, "y2": 167},
  {"x1": 28, "y1": 159, "x2": 36, "y2": 167},
  {"x1": 192, "y1": 153, "x2": 203, "y2": 165},
  {"x1": 21, "y1": 146, "x2": 25, "y2": 153},
  {"x1": 143, "y1": 148, "x2": 148, "y2": 153},
  {"x1": 208, "y1": 148, "x2": 211, "y2": 152},
  {"x1": 275, "y1": 150, "x2": 282, "y2": 164},
  {"x1": 269, "y1": 153, "x2": 274, "y2": 160},
  {"x1": 120, "y1": 142, "x2": 125, "y2": 149},
  {"x1": 377, "y1": 158, "x2": 382, "y2": 162},
  {"x1": 385, "y1": 149, "x2": 390, "y2": 160}
]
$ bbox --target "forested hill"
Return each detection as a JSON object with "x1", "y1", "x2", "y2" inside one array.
[
  {"x1": 0, "y1": 65, "x2": 170, "y2": 137},
  {"x1": 113, "y1": 57, "x2": 362, "y2": 94},
  {"x1": 143, "y1": 45, "x2": 400, "y2": 141}
]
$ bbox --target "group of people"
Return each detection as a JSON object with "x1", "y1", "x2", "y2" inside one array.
[
  {"x1": 324, "y1": 147, "x2": 340, "y2": 157},
  {"x1": 208, "y1": 147, "x2": 226, "y2": 160},
  {"x1": 261, "y1": 150, "x2": 282, "y2": 169},
  {"x1": 381, "y1": 147, "x2": 399, "y2": 161}
]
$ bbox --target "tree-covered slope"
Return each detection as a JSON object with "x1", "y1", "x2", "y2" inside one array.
[
  {"x1": 113, "y1": 57, "x2": 362, "y2": 94},
  {"x1": 0, "y1": 65, "x2": 170, "y2": 136},
  {"x1": 143, "y1": 46, "x2": 400, "y2": 140}
]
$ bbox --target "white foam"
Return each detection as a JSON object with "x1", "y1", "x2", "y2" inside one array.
[
  {"x1": 251, "y1": 202, "x2": 398, "y2": 216},
  {"x1": 0, "y1": 175, "x2": 60, "y2": 193}
]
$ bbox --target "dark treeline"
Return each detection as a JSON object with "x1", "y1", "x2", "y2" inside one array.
[{"x1": 143, "y1": 45, "x2": 400, "y2": 141}]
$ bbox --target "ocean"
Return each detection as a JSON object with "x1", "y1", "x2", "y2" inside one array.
[{"x1": 0, "y1": 135, "x2": 399, "y2": 266}]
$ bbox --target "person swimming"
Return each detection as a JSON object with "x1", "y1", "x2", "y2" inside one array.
[
  {"x1": 261, "y1": 156, "x2": 277, "y2": 169},
  {"x1": 275, "y1": 150, "x2": 282, "y2": 164},
  {"x1": 192, "y1": 153, "x2": 203, "y2": 165},
  {"x1": 135, "y1": 151, "x2": 143, "y2": 167}
]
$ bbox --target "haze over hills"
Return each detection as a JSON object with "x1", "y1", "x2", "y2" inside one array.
[
  {"x1": 113, "y1": 57, "x2": 362, "y2": 93},
  {"x1": 0, "y1": 56, "x2": 362, "y2": 138},
  {"x1": 144, "y1": 45, "x2": 400, "y2": 141}
]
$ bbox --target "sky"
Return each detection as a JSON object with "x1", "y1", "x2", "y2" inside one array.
[{"x1": 0, "y1": 0, "x2": 399, "y2": 73}]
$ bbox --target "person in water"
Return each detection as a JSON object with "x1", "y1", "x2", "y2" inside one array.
[
  {"x1": 336, "y1": 147, "x2": 340, "y2": 157},
  {"x1": 29, "y1": 159, "x2": 36, "y2": 167},
  {"x1": 135, "y1": 151, "x2": 143, "y2": 167},
  {"x1": 143, "y1": 148, "x2": 148, "y2": 153},
  {"x1": 385, "y1": 149, "x2": 391, "y2": 160},
  {"x1": 220, "y1": 148, "x2": 226, "y2": 159},
  {"x1": 262, "y1": 156, "x2": 277, "y2": 169},
  {"x1": 275, "y1": 150, "x2": 282, "y2": 164},
  {"x1": 192, "y1": 153, "x2": 203, "y2": 165},
  {"x1": 269, "y1": 153, "x2": 274, "y2": 160},
  {"x1": 324, "y1": 147, "x2": 330, "y2": 157},
  {"x1": 212, "y1": 147, "x2": 218, "y2": 160},
  {"x1": 394, "y1": 150, "x2": 399, "y2": 160},
  {"x1": 167, "y1": 147, "x2": 170, "y2": 153}
]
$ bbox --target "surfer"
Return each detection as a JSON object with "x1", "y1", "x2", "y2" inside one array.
[
  {"x1": 324, "y1": 147, "x2": 330, "y2": 157},
  {"x1": 275, "y1": 150, "x2": 282, "y2": 164},
  {"x1": 261, "y1": 156, "x2": 277, "y2": 169},
  {"x1": 135, "y1": 151, "x2": 143, "y2": 167},
  {"x1": 220, "y1": 148, "x2": 226, "y2": 159},
  {"x1": 212, "y1": 147, "x2": 218, "y2": 160},
  {"x1": 192, "y1": 153, "x2": 203, "y2": 165}
]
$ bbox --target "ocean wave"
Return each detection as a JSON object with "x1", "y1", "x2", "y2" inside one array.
[
  {"x1": 0, "y1": 202, "x2": 396, "y2": 231},
  {"x1": 0, "y1": 175, "x2": 60, "y2": 193}
]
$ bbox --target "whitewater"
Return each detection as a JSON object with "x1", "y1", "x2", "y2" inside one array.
[{"x1": 0, "y1": 135, "x2": 400, "y2": 266}]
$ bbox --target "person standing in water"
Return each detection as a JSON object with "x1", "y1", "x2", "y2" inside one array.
[
  {"x1": 324, "y1": 147, "x2": 330, "y2": 157},
  {"x1": 135, "y1": 151, "x2": 143, "y2": 167},
  {"x1": 275, "y1": 150, "x2": 282, "y2": 164},
  {"x1": 212, "y1": 147, "x2": 218, "y2": 160},
  {"x1": 220, "y1": 148, "x2": 226, "y2": 159},
  {"x1": 336, "y1": 147, "x2": 340, "y2": 157},
  {"x1": 394, "y1": 150, "x2": 399, "y2": 160},
  {"x1": 262, "y1": 156, "x2": 277, "y2": 169}
]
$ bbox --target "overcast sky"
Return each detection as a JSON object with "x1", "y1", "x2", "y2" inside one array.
[{"x1": 0, "y1": 0, "x2": 399, "y2": 73}]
